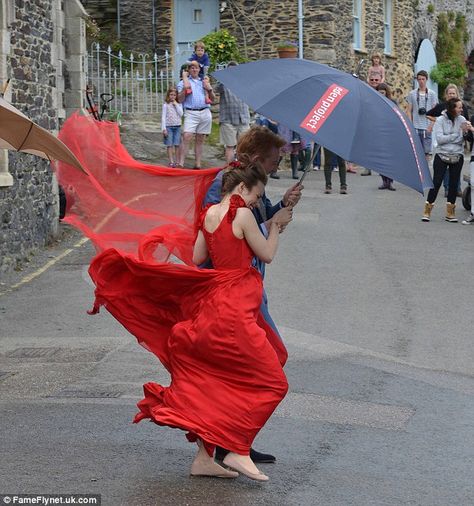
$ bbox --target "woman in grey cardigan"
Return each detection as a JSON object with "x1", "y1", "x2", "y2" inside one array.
[{"x1": 422, "y1": 98, "x2": 468, "y2": 222}]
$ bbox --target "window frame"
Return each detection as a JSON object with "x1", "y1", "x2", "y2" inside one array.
[
  {"x1": 352, "y1": 0, "x2": 363, "y2": 51},
  {"x1": 384, "y1": 0, "x2": 393, "y2": 55}
]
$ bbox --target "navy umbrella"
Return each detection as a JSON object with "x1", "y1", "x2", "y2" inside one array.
[{"x1": 213, "y1": 59, "x2": 433, "y2": 193}]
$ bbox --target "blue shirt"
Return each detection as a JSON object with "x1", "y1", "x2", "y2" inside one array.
[{"x1": 177, "y1": 77, "x2": 209, "y2": 110}]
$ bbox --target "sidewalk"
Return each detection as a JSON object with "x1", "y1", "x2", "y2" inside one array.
[{"x1": 119, "y1": 114, "x2": 225, "y2": 168}]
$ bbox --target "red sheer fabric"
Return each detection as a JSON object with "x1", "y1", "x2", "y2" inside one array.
[
  {"x1": 56, "y1": 114, "x2": 288, "y2": 456},
  {"x1": 56, "y1": 112, "x2": 221, "y2": 264}
]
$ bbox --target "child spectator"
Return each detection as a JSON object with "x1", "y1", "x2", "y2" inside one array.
[
  {"x1": 161, "y1": 87, "x2": 183, "y2": 167},
  {"x1": 367, "y1": 52, "x2": 385, "y2": 84},
  {"x1": 188, "y1": 41, "x2": 212, "y2": 104}
]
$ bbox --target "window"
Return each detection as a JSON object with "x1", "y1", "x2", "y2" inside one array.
[
  {"x1": 384, "y1": 0, "x2": 392, "y2": 55},
  {"x1": 193, "y1": 9, "x2": 203, "y2": 23},
  {"x1": 352, "y1": 0, "x2": 362, "y2": 50}
]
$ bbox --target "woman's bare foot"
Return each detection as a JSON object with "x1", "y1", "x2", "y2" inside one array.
[
  {"x1": 190, "y1": 441, "x2": 239, "y2": 479},
  {"x1": 223, "y1": 452, "x2": 269, "y2": 482}
]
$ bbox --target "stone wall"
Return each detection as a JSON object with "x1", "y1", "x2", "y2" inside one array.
[
  {"x1": 0, "y1": 0, "x2": 58, "y2": 274},
  {"x1": 81, "y1": 0, "x2": 172, "y2": 57},
  {"x1": 221, "y1": 0, "x2": 416, "y2": 105},
  {"x1": 0, "y1": 0, "x2": 87, "y2": 274}
]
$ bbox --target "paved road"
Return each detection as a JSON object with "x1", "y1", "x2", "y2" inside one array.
[{"x1": 1, "y1": 166, "x2": 473, "y2": 506}]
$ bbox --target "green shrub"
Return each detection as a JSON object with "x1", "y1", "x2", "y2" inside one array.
[
  {"x1": 430, "y1": 61, "x2": 466, "y2": 88},
  {"x1": 201, "y1": 30, "x2": 243, "y2": 71},
  {"x1": 432, "y1": 12, "x2": 468, "y2": 96}
]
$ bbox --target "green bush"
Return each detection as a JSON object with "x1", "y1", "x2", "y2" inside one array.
[
  {"x1": 432, "y1": 12, "x2": 468, "y2": 96},
  {"x1": 430, "y1": 61, "x2": 466, "y2": 88},
  {"x1": 201, "y1": 30, "x2": 243, "y2": 71}
]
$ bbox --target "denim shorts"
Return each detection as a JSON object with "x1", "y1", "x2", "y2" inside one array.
[{"x1": 164, "y1": 125, "x2": 181, "y2": 146}]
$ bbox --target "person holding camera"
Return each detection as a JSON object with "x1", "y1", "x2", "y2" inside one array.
[{"x1": 406, "y1": 70, "x2": 438, "y2": 159}]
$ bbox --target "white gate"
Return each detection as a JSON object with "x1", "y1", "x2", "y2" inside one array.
[{"x1": 85, "y1": 43, "x2": 194, "y2": 115}]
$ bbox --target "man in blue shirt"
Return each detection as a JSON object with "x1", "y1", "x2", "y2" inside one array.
[{"x1": 177, "y1": 61, "x2": 215, "y2": 168}]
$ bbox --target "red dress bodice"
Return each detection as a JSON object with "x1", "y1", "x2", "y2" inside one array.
[{"x1": 200, "y1": 195, "x2": 254, "y2": 270}]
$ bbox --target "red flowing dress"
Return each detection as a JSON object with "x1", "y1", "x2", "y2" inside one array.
[{"x1": 89, "y1": 195, "x2": 288, "y2": 456}]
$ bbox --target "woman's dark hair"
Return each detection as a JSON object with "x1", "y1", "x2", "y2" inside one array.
[
  {"x1": 375, "y1": 82, "x2": 392, "y2": 99},
  {"x1": 445, "y1": 97, "x2": 462, "y2": 123},
  {"x1": 221, "y1": 159, "x2": 268, "y2": 195}
]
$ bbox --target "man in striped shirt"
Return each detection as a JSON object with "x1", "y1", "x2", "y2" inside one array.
[{"x1": 177, "y1": 61, "x2": 215, "y2": 168}]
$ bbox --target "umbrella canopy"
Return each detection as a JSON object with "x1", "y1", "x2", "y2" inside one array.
[
  {"x1": 0, "y1": 97, "x2": 86, "y2": 173},
  {"x1": 213, "y1": 59, "x2": 433, "y2": 193}
]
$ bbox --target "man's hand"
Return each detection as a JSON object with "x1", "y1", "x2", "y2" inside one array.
[
  {"x1": 282, "y1": 183, "x2": 304, "y2": 208},
  {"x1": 271, "y1": 206, "x2": 293, "y2": 233}
]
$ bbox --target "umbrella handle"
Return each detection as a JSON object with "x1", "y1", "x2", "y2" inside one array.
[{"x1": 298, "y1": 144, "x2": 321, "y2": 185}]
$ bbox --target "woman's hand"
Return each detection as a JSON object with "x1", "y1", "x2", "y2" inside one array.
[
  {"x1": 163, "y1": 129, "x2": 168, "y2": 137},
  {"x1": 272, "y1": 207, "x2": 293, "y2": 233}
]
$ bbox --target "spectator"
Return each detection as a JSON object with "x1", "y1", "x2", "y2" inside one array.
[
  {"x1": 376, "y1": 83, "x2": 397, "y2": 190},
  {"x1": 361, "y1": 74, "x2": 383, "y2": 175},
  {"x1": 278, "y1": 125, "x2": 309, "y2": 180},
  {"x1": 161, "y1": 87, "x2": 183, "y2": 167},
  {"x1": 215, "y1": 61, "x2": 250, "y2": 163},
  {"x1": 187, "y1": 41, "x2": 212, "y2": 105},
  {"x1": 322, "y1": 147, "x2": 348, "y2": 194},
  {"x1": 177, "y1": 61, "x2": 215, "y2": 169},
  {"x1": 426, "y1": 83, "x2": 469, "y2": 197},
  {"x1": 461, "y1": 114, "x2": 474, "y2": 225},
  {"x1": 367, "y1": 52, "x2": 385, "y2": 84},
  {"x1": 406, "y1": 70, "x2": 438, "y2": 160},
  {"x1": 421, "y1": 98, "x2": 466, "y2": 223},
  {"x1": 188, "y1": 41, "x2": 210, "y2": 79}
]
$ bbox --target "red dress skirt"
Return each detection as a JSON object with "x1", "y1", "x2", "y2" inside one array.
[{"x1": 89, "y1": 195, "x2": 288, "y2": 456}]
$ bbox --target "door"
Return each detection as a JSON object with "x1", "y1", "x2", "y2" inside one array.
[
  {"x1": 174, "y1": 0, "x2": 219, "y2": 79},
  {"x1": 414, "y1": 39, "x2": 438, "y2": 95}
]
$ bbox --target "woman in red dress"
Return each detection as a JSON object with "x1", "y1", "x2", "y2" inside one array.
[{"x1": 88, "y1": 161, "x2": 288, "y2": 482}]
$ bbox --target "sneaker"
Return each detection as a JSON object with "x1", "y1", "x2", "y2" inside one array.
[
  {"x1": 332, "y1": 166, "x2": 339, "y2": 172},
  {"x1": 462, "y1": 214, "x2": 474, "y2": 225},
  {"x1": 324, "y1": 187, "x2": 332, "y2": 194},
  {"x1": 270, "y1": 172, "x2": 280, "y2": 179},
  {"x1": 360, "y1": 169, "x2": 372, "y2": 176},
  {"x1": 340, "y1": 186, "x2": 347, "y2": 194},
  {"x1": 313, "y1": 166, "x2": 320, "y2": 171}
]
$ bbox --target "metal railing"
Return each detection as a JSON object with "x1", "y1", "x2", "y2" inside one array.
[{"x1": 85, "y1": 43, "x2": 194, "y2": 115}]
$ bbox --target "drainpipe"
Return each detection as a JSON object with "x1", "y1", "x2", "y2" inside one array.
[
  {"x1": 298, "y1": 0, "x2": 304, "y2": 59},
  {"x1": 152, "y1": 0, "x2": 157, "y2": 50},
  {"x1": 117, "y1": 0, "x2": 121, "y2": 39}
]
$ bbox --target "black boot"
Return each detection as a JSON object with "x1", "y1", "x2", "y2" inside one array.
[{"x1": 291, "y1": 153, "x2": 299, "y2": 179}]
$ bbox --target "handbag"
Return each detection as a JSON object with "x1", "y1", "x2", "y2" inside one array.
[{"x1": 438, "y1": 153, "x2": 461, "y2": 164}]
